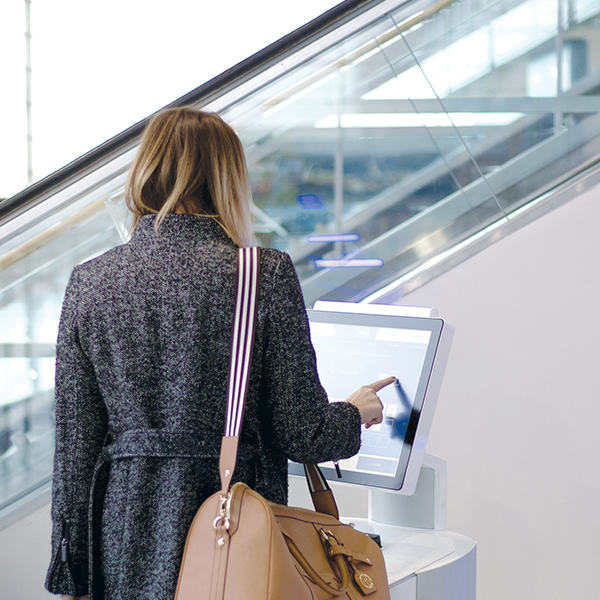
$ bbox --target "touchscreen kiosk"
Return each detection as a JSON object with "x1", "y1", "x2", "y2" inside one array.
[{"x1": 289, "y1": 306, "x2": 453, "y2": 494}]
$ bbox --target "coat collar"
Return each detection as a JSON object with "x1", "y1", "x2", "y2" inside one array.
[{"x1": 131, "y1": 214, "x2": 235, "y2": 246}]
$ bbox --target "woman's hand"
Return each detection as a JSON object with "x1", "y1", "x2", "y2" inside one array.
[{"x1": 345, "y1": 376, "x2": 395, "y2": 427}]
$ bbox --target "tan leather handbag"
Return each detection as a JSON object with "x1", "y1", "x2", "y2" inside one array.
[{"x1": 175, "y1": 248, "x2": 390, "y2": 600}]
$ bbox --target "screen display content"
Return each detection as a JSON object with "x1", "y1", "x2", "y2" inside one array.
[{"x1": 289, "y1": 310, "x2": 446, "y2": 490}]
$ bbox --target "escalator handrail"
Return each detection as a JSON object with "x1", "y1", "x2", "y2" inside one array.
[{"x1": 0, "y1": 0, "x2": 390, "y2": 223}]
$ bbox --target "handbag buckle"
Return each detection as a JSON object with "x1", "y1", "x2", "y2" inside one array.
[
  {"x1": 214, "y1": 493, "x2": 232, "y2": 531},
  {"x1": 319, "y1": 529, "x2": 338, "y2": 545}
]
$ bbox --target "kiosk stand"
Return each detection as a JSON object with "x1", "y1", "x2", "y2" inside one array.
[
  {"x1": 353, "y1": 454, "x2": 476, "y2": 599},
  {"x1": 291, "y1": 302, "x2": 477, "y2": 598}
]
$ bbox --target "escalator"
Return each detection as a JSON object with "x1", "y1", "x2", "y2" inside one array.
[{"x1": 1, "y1": 0, "x2": 600, "y2": 512}]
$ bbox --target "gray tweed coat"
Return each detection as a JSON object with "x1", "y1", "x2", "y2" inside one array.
[{"x1": 45, "y1": 215, "x2": 361, "y2": 599}]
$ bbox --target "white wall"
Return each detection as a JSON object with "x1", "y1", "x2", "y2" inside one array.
[
  {"x1": 395, "y1": 181, "x2": 600, "y2": 599},
  {"x1": 0, "y1": 500, "x2": 53, "y2": 600}
]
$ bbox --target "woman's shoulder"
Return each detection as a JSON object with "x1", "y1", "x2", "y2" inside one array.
[
  {"x1": 72, "y1": 243, "x2": 294, "y2": 284},
  {"x1": 70, "y1": 244, "x2": 130, "y2": 282},
  {"x1": 258, "y1": 247, "x2": 296, "y2": 278},
  {"x1": 260, "y1": 245, "x2": 298, "y2": 266}
]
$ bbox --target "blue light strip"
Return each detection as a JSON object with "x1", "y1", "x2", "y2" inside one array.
[
  {"x1": 306, "y1": 233, "x2": 361, "y2": 243},
  {"x1": 314, "y1": 258, "x2": 384, "y2": 268}
]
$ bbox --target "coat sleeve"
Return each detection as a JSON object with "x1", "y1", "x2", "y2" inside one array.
[
  {"x1": 46, "y1": 267, "x2": 108, "y2": 596},
  {"x1": 261, "y1": 252, "x2": 362, "y2": 464}
]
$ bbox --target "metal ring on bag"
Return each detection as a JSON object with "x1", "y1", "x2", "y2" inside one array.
[{"x1": 213, "y1": 516, "x2": 230, "y2": 530}]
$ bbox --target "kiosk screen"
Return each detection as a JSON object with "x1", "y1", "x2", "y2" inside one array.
[{"x1": 289, "y1": 310, "x2": 447, "y2": 491}]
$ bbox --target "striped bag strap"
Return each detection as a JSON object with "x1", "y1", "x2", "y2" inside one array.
[
  {"x1": 219, "y1": 247, "x2": 260, "y2": 494},
  {"x1": 217, "y1": 247, "x2": 339, "y2": 519}
]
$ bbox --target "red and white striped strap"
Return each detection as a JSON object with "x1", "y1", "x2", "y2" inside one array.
[{"x1": 224, "y1": 247, "x2": 260, "y2": 438}]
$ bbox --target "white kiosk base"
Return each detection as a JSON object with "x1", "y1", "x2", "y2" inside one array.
[
  {"x1": 330, "y1": 455, "x2": 476, "y2": 600},
  {"x1": 349, "y1": 520, "x2": 476, "y2": 599}
]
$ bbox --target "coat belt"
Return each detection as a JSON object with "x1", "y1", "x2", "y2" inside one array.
[
  {"x1": 104, "y1": 428, "x2": 218, "y2": 460},
  {"x1": 103, "y1": 428, "x2": 257, "y2": 460}
]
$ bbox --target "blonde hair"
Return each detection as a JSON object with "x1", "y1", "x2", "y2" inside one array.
[{"x1": 125, "y1": 107, "x2": 254, "y2": 247}]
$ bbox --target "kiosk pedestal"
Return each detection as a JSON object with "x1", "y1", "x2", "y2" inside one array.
[{"x1": 342, "y1": 455, "x2": 476, "y2": 600}]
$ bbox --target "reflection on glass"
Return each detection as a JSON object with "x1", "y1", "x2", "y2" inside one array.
[
  {"x1": 218, "y1": 0, "x2": 600, "y2": 303},
  {"x1": 0, "y1": 211, "x2": 121, "y2": 509}
]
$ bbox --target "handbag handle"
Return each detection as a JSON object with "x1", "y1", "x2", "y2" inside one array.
[
  {"x1": 283, "y1": 533, "x2": 350, "y2": 596},
  {"x1": 218, "y1": 248, "x2": 340, "y2": 520},
  {"x1": 304, "y1": 464, "x2": 339, "y2": 519}
]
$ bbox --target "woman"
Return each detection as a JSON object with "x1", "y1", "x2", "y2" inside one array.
[{"x1": 46, "y1": 107, "x2": 390, "y2": 600}]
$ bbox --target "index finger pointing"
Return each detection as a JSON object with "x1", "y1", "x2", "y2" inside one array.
[{"x1": 367, "y1": 376, "x2": 397, "y2": 392}]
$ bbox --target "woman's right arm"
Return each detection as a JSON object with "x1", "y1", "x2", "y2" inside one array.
[{"x1": 261, "y1": 252, "x2": 384, "y2": 463}]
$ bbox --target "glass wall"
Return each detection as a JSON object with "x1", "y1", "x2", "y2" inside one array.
[{"x1": 219, "y1": 0, "x2": 600, "y2": 302}]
